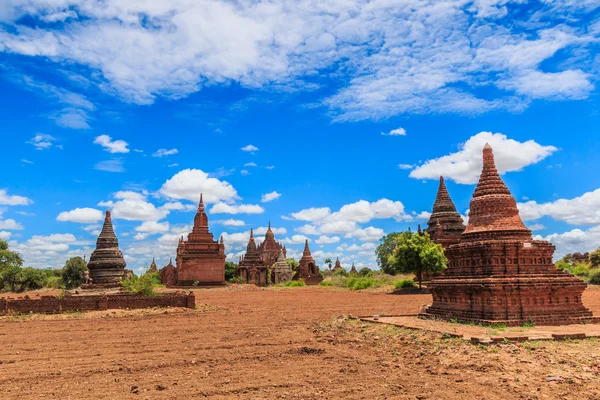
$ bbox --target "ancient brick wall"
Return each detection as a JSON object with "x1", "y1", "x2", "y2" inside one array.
[
  {"x1": 176, "y1": 258, "x2": 225, "y2": 285},
  {"x1": 0, "y1": 292, "x2": 195, "y2": 315}
]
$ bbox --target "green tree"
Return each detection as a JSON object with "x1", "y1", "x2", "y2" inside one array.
[
  {"x1": 358, "y1": 267, "x2": 372, "y2": 277},
  {"x1": 388, "y1": 231, "x2": 447, "y2": 288},
  {"x1": 324, "y1": 258, "x2": 333, "y2": 270},
  {"x1": 225, "y1": 261, "x2": 237, "y2": 281},
  {"x1": 590, "y1": 248, "x2": 600, "y2": 268},
  {"x1": 62, "y1": 256, "x2": 88, "y2": 289},
  {"x1": 375, "y1": 232, "x2": 402, "y2": 275},
  {"x1": 0, "y1": 239, "x2": 25, "y2": 292},
  {"x1": 286, "y1": 258, "x2": 298, "y2": 272}
]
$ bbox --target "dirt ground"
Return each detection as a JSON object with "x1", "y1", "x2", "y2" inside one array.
[{"x1": 2, "y1": 286, "x2": 600, "y2": 399}]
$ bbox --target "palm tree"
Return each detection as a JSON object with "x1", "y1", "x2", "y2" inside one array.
[{"x1": 324, "y1": 258, "x2": 333, "y2": 271}]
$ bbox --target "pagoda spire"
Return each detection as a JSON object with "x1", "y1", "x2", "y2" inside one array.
[
  {"x1": 193, "y1": 192, "x2": 209, "y2": 233},
  {"x1": 432, "y1": 176, "x2": 458, "y2": 213}
]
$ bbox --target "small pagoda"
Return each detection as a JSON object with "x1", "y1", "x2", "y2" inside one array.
[
  {"x1": 167, "y1": 194, "x2": 226, "y2": 286},
  {"x1": 148, "y1": 258, "x2": 157, "y2": 273},
  {"x1": 257, "y1": 221, "x2": 286, "y2": 265},
  {"x1": 237, "y1": 229, "x2": 268, "y2": 286},
  {"x1": 422, "y1": 144, "x2": 594, "y2": 326},
  {"x1": 271, "y1": 248, "x2": 293, "y2": 284},
  {"x1": 332, "y1": 257, "x2": 343, "y2": 272},
  {"x1": 349, "y1": 263, "x2": 358, "y2": 274},
  {"x1": 294, "y1": 240, "x2": 323, "y2": 285},
  {"x1": 86, "y1": 210, "x2": 126, "y2": 287},
  {"x1": 426, "y1": 176, "x2": 465, "y2": 248}
]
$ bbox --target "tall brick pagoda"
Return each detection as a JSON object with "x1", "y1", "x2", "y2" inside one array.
[
  {"x1": 332, "y1": 257, "x2": 343, "y2": 272},
  {"x1": 349, "y1": 263, "x2": 358, "y2": 274},
  {"x1": 257, "y1": 221, "x2": 287, "y2": 266},
  {"x1": 172, "y1": 194, "x2": 226, "y2": 286},
  {"x1": 426, "y1": 176, "x2": 465, "y2": 248},
  {"x1": 237, "y1": 229, "x2": 268, "y2": 286},
  {"x1": 294, "y1": 240, "x2": 323, "y2": 285},
  {"x1": 422, "y1": 144, "x2": 593, "y2": 326},
  {"x1": 87, "y1": 210, "x2": 127, "y2": 287}
]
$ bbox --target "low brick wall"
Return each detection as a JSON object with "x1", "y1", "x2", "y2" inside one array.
[{"x1": 0, "y1": 292, "x2": 195, "y2": 315}]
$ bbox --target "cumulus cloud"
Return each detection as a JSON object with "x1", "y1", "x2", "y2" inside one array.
[
  {"x1": 282, "y1": 235, "x2": 310, "y2": 245},
  {"x1": 518, "y1": 188, "x2": 600, "y2": 225},
  {"x1": 398, "y1": 164, "x2": 414, "y2": 170},
  {"x1": 27, "y1": 133, "x2": 57, "y2": 150},
  {"x1": 345, "y1": 226, "x2": 385, "y2": 242},
  {"x1": 261, "y1": 191, "x2": 281, "y2": 203},
  {"x1": 0, "y1": 231, "x2": 11, "y2": 240},
  {"x1": 241, "y1": 144, "x2": 259, "y2": 153},
  {"x1": 0, "y1": 219, "x2": 24, "y2": 230},
  {"x1": 289, "y1": 207, "x2": 331, "y2": 221},
  {"x1": 159, "y1": 168, "x2": 239, "y2": 203},
  {"x1": 98, "y1": 191, "x2": 168, "y2": 221},
  {"x1": 0, "y1": 189, "x2": 33, "y2": 205},
  {"x1": 296, "y1": 224, "x2": 319, "y2": 235},
  {"x1": 409, "y1": 132, "x2": 557, "y2": 184},
  {"x1": 210, "y1": 203, "x2": 264, "y2": 215},
  {"x1": 315, "y1": 235, "x2": 340, "y2": 244},
  {"x1": 57, "y1": 207, "x2": 104, "y2": 223},
  {"x1": 135, "y1": 221, "x2": 170, "y2": 234},
  {"x1": 538, "y1": 226, "x2": 600, "y2": 259},
  {"x1": 255, "y1": 226, "x2": 287, "y2": 236},
  {"x1": 93, "y1": 134, "x2": 130, "y2": 153},
  {"x1": 153, "y1": 148, "x2": 178, "y2": 157},
  {"x1": 221, "y1": 219, "x2": 245, "y2": 227},
  {"x1": 382, "y1": 127, "x2": 406, "y2": 136}
]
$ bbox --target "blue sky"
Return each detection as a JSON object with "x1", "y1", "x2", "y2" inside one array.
[{"x1": 0, "y1": 0, "x2": 599, "y2": 274}]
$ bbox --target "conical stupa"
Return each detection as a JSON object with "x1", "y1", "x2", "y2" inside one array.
[
  {"x1": 294, "y1": 240, "x2": 322, "y2": 284},
  {"x1": 426, "y1": 176, "x2": 465, "y2": 248},
  {"x1": 422, "y1": 144, "x2": 593, "y2": 326},
  {"x1": 87, "y1": 210, "x2": 126, "y2": 285}
]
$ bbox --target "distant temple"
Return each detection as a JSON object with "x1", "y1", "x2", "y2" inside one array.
[
  {"x1": 426, "y1": 176, "x2": 465, "y2": 248},
  {"x1": 349, "y1": 263, "x2": 358, "y2": 274},
  {"x1": 294, "y1": 240, "x2": 323, "y2": 285},
  {"x1": 332, "y1": 257, "x2": 343, "y2": 272},
  {"x1": 271, "y1": 248, "x2": 293, "y2": 284},
  {"x1": 160, "y1": 194, "x2": 226, "y2": 286},
  {"x1": 86, "y1": 210, "x2": 127, "y2": 287},
  {"x1": 422, "y1": 144, "x2": 593, "y2": 326},
  {"x1": 257, "y1": 222, "x2": 286, "y2": 266},
  {"x1": 148, "y1": 258, "x2": 157, "y2": 273},
  {"x1": 237, "y1": 229, "x2": 268, "y2": 286}
]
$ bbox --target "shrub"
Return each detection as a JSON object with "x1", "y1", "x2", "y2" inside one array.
[
  {"x1": 121, "y1": 271, "x2": 160, "y2": 296},
  {"x1": 346, "y1": 276, "x2": 377, "y2": 290},
  {"x1": 394, "y1": 279, "x2": 416, "y2": 289},
  {"x1": 319, "y1": 280, "x2": 334, "y2": 287},
  {"x1": 589, "y1": 270, "x2": 600, "y2": 285},
  {"x1": 62, "y1": 257, "x2": 88, "y2": 289},
  {"x1": 45, "y1": 275, "x2": 63, "y2": 289},
  {"x1": 570, "y1": 263, "x2": 591, "y2": 278},
  {"x1": 334, "y1": 268, "x2": 348, "y2": 277},
  {"x1": 358, "y1": 267, "x2": 373, "y2": 277},
  {"x1": 285, "y1": 280, "x2": 305, "y2": 287}
]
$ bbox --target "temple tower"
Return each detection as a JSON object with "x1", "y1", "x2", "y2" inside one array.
[
  {"x1": 271, "y1": 248, "x2": 293, "y2": 284},
  {"x1": 295, "y1": 240, "x2": 323, "y2": 285},
  {"x1": 257, "y1": 221, "x2": 286, "y2": 265},
  {"x1": 422, "y1": 144, "x2": 593, "y2": 326},
  {"x1": 332, "y1": 257, "x2": 343, "y2": 272},
  {"x1": 238, "y1": 229, "x2": 268, "y2": 286},
  {"x1": 426, "y1": 176, "x2": 465, "y2": 248},
  {"x1": 87, "y1": 210, "x2": 126, "y2": 286}
]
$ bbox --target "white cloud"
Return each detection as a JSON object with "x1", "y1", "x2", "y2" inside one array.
[
  {"x1": 518, "y1": 188, "x2": 600, "y2": 225},
  {"x1": 57, "y1": 207, "x2": 103, "y2": 223},
  {"x1": 98, "y1": 191, "x2": 169, "y2": 221},
  {"x1": 527, "y1": 223, "x2": 545, "y2": 231},
  {"x1": 153, "y1": 148, "x2": 178, "y2": 157},
  {"x1": 538, "y1": 226, "x2": 600, "y2": 259},
  {"x1": 21, "y1": 159, "x2": 34, "y2": 164},
  {"x1": 0, "y1": 219, "x2": 24, "y2": 230},
  {"x1": 94, "y1": 159, "x2": 125, "y2": 172},
  {"x1": 93, "y1": 134, "x2": 130, "y2": 154},
  {"x1": 282, "y1": 235, "x2": 310, "y2": 245},
  {"x1": 27, "y1": 133, "x2": 57, "y2": 150},
  {"x1": 135, "y1": 221, "x2": 170, "y2": 234},
  {"x1": 345, "y1": 226, "x2": 386, "y2": 242},
  {"x1": 0, "y1": 189, "x2": 33, "y2": 205},
  {"x1": 382, "y1": 127, "x2": 406, "y2": 136},
  {"x1": 502, "y1": 70, "x2": 593, "y2": 100},
  {"x1": 325, "y1": 199, "x2": 410, "y2": 224},
  {"x1": 261, "y1": 191, "x2": 281, "y2": 203},
  {"x1": 398, "y1": 164, "x2": 414, "y2": 170},
  {"x1": 241, "y1": 145, "x2": 259, "y2": 153},
  {"x1": 19, "y1": 233, "x2": 77, "y2": 252},
  {"x1": 0, "y1": 231, "x2": 11, "y2": 240},
  {"x1": 221, "y1": 219, "x2": 245, "y2": 227},
  {"x1": 289, "y1": 207, "x2": 331, "y2": 221},
  {"x1": 265, "y1": 166, "x2": 275, "y2": 170},
  {"x1": 319, "y1": 221, "x2": 358, "y2": 235},
  {"x1": 315, "y1": 235, "x2": 340, "y2": 244},
  {"x1": 168, "y1": 163, "x2": 179, "y2": 167},
  {"x1": 210, "y1": 202, "x2": 264, "y2": 215},
  {"x1": 159, "y1": 168, "x2": 239, "y2": 203},
  {"x1": 255, "y1": 226, "x2": 287, "y2": 236},
  {"x1": 409, "y1": 132, "x2": 557, "y2": 184},
  {"x1": 240, "y1": 170, "x2": 250, "y2": 176},
  {"x1": 161, "y1": 202, "x2": 196, "y2": 212},
  {"x1": 296, "y1": 224, "x2": 319, "y2": 235},
  {"x1": 244, "y1": 162, "x2": 257, "y2": 167}
]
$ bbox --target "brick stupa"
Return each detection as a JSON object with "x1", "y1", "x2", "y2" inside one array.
[
  {"x1": 237, "y1": 229, "x2": 268, "y2": 286},
  {"x1": 173, "y1": 194, "x2": 226, "y2": 286},
  {"x1": 422, "y1": 144, "x2": 593, "y2": 326},
  {"x1": 294, "y1": 240, "x2": 323, "y2": 285},
  {"x1": 426, "y1": 176, "x2": 465, "y2": 248},
  {"x1": 332, "y1": 257, "x2": 343, "y2": 272},
  {"x1": 271, "y1": 248, "x2": 293, "y2": 284},
  {"x1": 87, "y1": 210, "x2": 126, "y2": 287},
  {"x1": 257, "y1": 222, "x2": 286, "y2": 266}
]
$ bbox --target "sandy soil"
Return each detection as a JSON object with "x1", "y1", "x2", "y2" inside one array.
[{"x1": 1, "y1": 286, "x2": 600, "y2": 399}]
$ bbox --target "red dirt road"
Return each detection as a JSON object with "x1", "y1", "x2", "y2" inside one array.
[{"x1": 1, "y1": 287, "x2": 600, "y2": 399}]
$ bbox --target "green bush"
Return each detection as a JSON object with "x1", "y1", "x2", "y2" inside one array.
[
  {"x1": 121, "y1": 271, "x2": 161, "y2": 296},
  {"x1": 284, "y1": 280, "x2": 305, "y2": 287},
  {"x1": 346, "y1": 276, "x2": 377, "y2": 290},
  {"x1": 394, "y1": 279, "x2": 416, "y2": 289},
  {"x1": 589, "y1": 270, "x2": 600, "y2": 285},
  {"x1": 358, "y1": 267, "x2": 373, "y2": 277},
  {"x1": 62, "y1": 257, "x2": 88, "y2": 289},
  {"x1": 45, "y1": 275, "x2": 63, "y2": 289},
  {"x1": 334, "y1": 268, "x2": 348, "y2": 277},
  {"x1": 319, "y1": 280, "x2": 334, "y2": 287},
  {"x1": 570, "y1": 263, "x2": 591, "y2": 278}
]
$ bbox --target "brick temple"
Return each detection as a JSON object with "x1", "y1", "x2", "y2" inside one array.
[
  {"x1": 237, "y1": 229, "x2": 268, "y2": 286},
  {"x1": 332, "y1": 257, "x2": 343, "y2": 272},
  {"x1": 426, "y1": 176, "x2": 465, "y2": 248},
  {"x1": 271, "y1": 248, "x2": 293, "y2": 284},
  {"x1": 422, "y1": 144, "x2": 593, "y2": 326},
  {"x1": 86, "y1": 210, "x2": 127, "y2": 287},
  {"x1": 257, "y1": 222, "x2": 287, "y2": 266},
  {"x1": 165, "y1": 194, "x2": 226, "y2": 286},
  {"x1": 294, "y1": 240, "x2": 323, "y2": 285}
]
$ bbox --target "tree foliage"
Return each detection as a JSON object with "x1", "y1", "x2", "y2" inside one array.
[
  {"x1": 225, "y1": 261, "x2": 237, "y2": 281},
  {"x1": 286, "y1": 258, "x2": 298, "y2": 272},
  {"x1": 375, "y1": 232, "x2": 402, "y2": 275},
  {"x1": 387, "y1": 231, "x2": 447, "y2": 288},
  {"x1": 62, "y1": 256, "x2": 88, "y2": 289},
  {"x1": 358, "y1": 267, "x2": 372, "y2": 277},
  {"x1": 590, "y1": 248, "x2": 600, "y2": 268},
  {"x1": 121, "y1": 271, "x2": 160, "y2": 296}
]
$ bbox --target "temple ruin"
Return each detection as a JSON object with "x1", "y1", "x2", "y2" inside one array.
[
  {"x1": 426, "y1": 176, "x2": 465, "y2": 248},
  {"x1": 294, "y1": 240, "x2": 323, "y2": 285},
  {"x1": 271, "y1": 248, "x2": 293, "y2": 284},
  {"x1": 86, "y1": 210, "x2": 127, "y2": 287},
  {"x1": 237, "y1": 229, "x2": 268, "y2": 286},
  {"x1": 257, "y1": 222, "x2": 286, "y2": 266}
]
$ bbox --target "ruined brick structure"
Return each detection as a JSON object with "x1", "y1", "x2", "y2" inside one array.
[
  {"x1": 426, "y1": 176, "x2": 465, "y2": 248},
  {"x1": 237, "y1": 229, "x2": 269, "y2": 286},
  {"x1": 165, "y1": 194, "x2": 226, "y2": 286},
  {"x1": 148, "y1": 258, "x2": 157, "y2": 273},
  {"x1": 271, "y1": 248, "x2": 293, "y2": 284},
  {"x1": 160, "y1": 259, "x2": 177, "y2": 287},
  {"x1": 332, "y1": 257, "x2": 343, "y2": 272},
  {"x1": 573, "y1": 252, "x2": 590, "y2": 264},
  {"x1": 422, "y1": 144, "x2": 593, "y2": 326},
  {"x1": 87, "y1": 210, "x2": 126, "y2": 287},
  {"x1": 294, "y1": 240, "x2": 323, "y2": 285},
  {"x1": 349, "y1": 263, "x2": 358, "y2": 274},
  {"x1": 257, "y1": 222, "x2": 287, "y2": 266}
]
